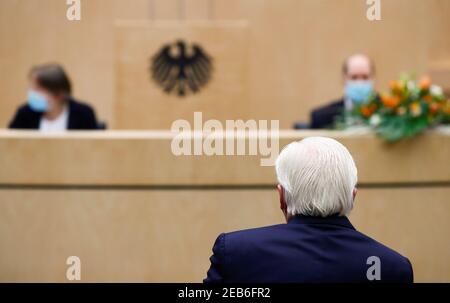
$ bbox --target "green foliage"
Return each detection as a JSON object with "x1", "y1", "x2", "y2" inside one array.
[{"x1": 336, "y1": 74, "x2": 450, "y2": 142}]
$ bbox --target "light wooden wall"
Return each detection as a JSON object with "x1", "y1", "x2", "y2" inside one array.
[
  {"x1": 0, "y1": 0, "x2": 449, "y2": 128},
  {"x1": 1, "y1": 187, "x2": 449, "y2": 282}
]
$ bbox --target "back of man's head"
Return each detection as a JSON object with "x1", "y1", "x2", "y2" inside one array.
[{"x1": 275, "y1": 137, "x2": 358, "y2": 217}]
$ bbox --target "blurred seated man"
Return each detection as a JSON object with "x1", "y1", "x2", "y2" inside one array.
[
  {"x1": 9, "y1": 63, "x2": 99, "y2": 131},
  {"x1": 310, "y1": 54, "x2": 376, "y2": 129},
  {"x1": 204, "y1": 137, "x2": 413, "y2": 283}
]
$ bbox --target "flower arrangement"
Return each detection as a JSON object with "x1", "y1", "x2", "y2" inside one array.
[{"x1": 349, "y1": 74, "x2": 450, "y2": 142}]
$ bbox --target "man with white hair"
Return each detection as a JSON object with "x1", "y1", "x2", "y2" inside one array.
[{"x1": 204, "y1": 137, "x2": 413, "y2": 283}]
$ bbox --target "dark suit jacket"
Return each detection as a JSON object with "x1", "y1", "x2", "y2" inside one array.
[
  {"x1": 204, "y1": 215, "x2": 413, "y2": 283},
  {"x1": 310, "y1": 98, "x2": 344, "y2": 129},
  {"x1": 9, "y1": 98, "x2": 99, "y2": 130}
]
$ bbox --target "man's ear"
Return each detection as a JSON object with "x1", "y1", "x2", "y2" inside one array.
[
  {"x1": 352, "y1": 188, "x2": 357, "y2": 201},
  {"x1": 277, "y1": 184, "x2": 286, "y2": 211}
]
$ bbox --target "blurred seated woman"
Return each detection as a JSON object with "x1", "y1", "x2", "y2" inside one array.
[{"x1": 9, "y1": 63, "x2": 99, "y2": 131}]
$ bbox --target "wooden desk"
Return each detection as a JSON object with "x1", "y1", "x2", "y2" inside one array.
[{"x1": 0, "y1": 129, "x2": 449, "y2": 282}]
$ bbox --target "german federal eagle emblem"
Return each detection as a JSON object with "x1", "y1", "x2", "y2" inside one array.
[{"x1": 150, "y1": 40, "x2": 213, "y2": 97}]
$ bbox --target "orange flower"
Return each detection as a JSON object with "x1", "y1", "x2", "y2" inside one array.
[
  {"x1": 360, "y1": 103, "x2": 377, "y2": 117},
  {"x1": 423, "y1": 95, "x2": 432, "y2": 102},
  {"x1": 381, "y1": 95, "x2": 400, "y2": 108},
  {"x1": 389, "y1": 80, "x2": 403, "y2": 95},
  {"x1": 389, "y1": 80, "x2": 396, "y2": 89},
  {"x1": 418, "y1": 76, "x2": 431, "y2": 90},
  {"x1": 429, "y1": 102, "x2": 441, "y2": 114},
  {"x1": 410, "y1": 102, "x2": 422, "y2": 117},
  {"x1": 444, "y1": 100, "x2": 450, "y2": 115},
  {"x1": 361, "y1": 105, "x2": 373, "y2": 117}
]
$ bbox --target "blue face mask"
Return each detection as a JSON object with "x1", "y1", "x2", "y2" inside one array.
[
  {"x1": 345, "y1": 80, "x2": 373, "y2": 104},
  {"x1": 27, "y1": 90, "x2": 50, "y2": 112}
]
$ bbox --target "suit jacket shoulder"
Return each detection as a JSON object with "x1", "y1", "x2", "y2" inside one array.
[
  {"x1": 67, "y1": 98, "x2": 98, "y2": 130},
  {"x1": 8, "y1": 104, "x2": 41, "y2": 129},
  {"x1": 350, "y1": 229, "x2": 414, "y2": 282},
  {"x1": 310, "y1": 98, "x2": 345, "y2": 129},
  {"x1": 9, "y1": 98, "x2": 99, "y2": 130},
  {"x1": 204, "y1": 218, "x2": 413, "y2": 283},
  {"x1": 203, "y1": 224, "x2": 291, "y2": 283}
]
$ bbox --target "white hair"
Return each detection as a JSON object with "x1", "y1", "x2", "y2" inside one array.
[{"x1": 275, "y1": 137, "x2": 358, "y2": 217}]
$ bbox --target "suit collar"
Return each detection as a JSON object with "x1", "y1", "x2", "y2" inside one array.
[{"x1": 288, "y1": 214, "x2": 355, "y2": 230}]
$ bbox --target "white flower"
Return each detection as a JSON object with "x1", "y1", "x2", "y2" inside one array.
[
  {"x1": 369, "y1": 114, "x2": 381, "y2": 126},
  {"x1": 431, "y1": 85, "x2": 443, "y2": 97},
  {"x1": 407, "y1": 80, "x2": 416, "y2": 90}
]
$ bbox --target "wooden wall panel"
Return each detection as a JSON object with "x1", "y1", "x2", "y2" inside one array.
[
  {"x1": 114, "y1": 21, "x2": 250, "y2": 129},
  {"x1": 0, "y1": 0, "x2": 449, "y2": 129},
  {"x1": 0, "y1": 187, "x2": 448, "y2": 282},
  {"x1": 0, "y1": 189, "x2": 282, "y2": 282}
]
